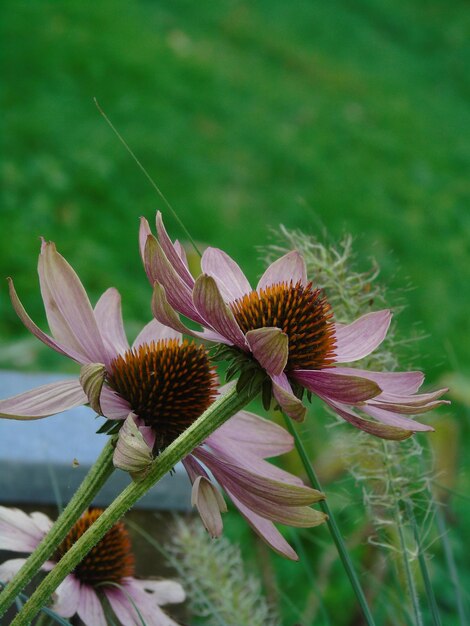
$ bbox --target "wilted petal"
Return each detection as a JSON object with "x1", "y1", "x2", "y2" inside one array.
[
  {"x1": 156, "y1": 211, "x2": 195, "y2": 288},
  {"x1": 334, "y1": 310, "x2": 392, "y2": 363},
  {"x1": 113, "y1": 414, "x2": 153, "y2": 480},
  {"x1": 94, "y1": 288, "x2": 129, "y2": 359},
  {"x1": 193, "y1": 275, "x2": 247, "y2": 348},
  {"x1": 79, "y1": 363, "x2": 106, "y2": 415},
  {"x1": 246, "y1": 327, "x2": 288, "y2": 375},
  {"x1": 292, "y1": 369, "x2": 381, "y2": 404},
  {"x1": 0, "y1": 506, "x2": 51, "y2": 551},
  {"x1": 40, "y1": 242, "x2": 108, "y2": 365},
  {"x1": 76, "y1": 584, "x2": 107, "y2": 626},
  {"x1": 100, "y1": 387, "x2": 131, "y2": 420},
  {"x1": 257, "y1": 251, "x2": 307, "y2": 291},
  {"x1": 191, "y1": 476, "x2": 227, "y2": 538},
  {"x1": 332, "y1": 366, "x2": 424, "y2": 395},
  {"x1": 0, "y1": 379, "x2": 86, "y2": 420},
  {"x1": 132, "y1": 318, "x2": 181, "y2": 349},
  {"x1": 201, "y1": 247, "x2": 251, "y2": 302},
  {"x1": 271, "y1": 373, "x2": 307, "y2": 421},
  {"x1": 8, "y1": 278, "x2": 86, "y2": 364}
]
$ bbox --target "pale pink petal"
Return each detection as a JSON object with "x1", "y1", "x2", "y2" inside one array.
[
  {"x1": 362, "y1": 405, "x2": 434, "y2": 431},
  {"x1": 132, "y1": 579, "x2": 186, "y2": 605},
  {"x1": 156, "y1": 211, "x2": 195, "y2": 288},
  {"x1": 0, "y1": 379, "x2": 87, "y2": 420},
  {"x1": 201, "y1": 247, "x2": 251, "y2": 302},
  {"x1": 76, "y1": 584, "x2": 107, "y2": 626},
  {"x1": 257, "y1": 251, "x2": 307, "y2": 291},
  {"x1": 271, "y1": 373, "x2": 307, "y2": 421},
  {"x1": 8, "y1": 278, "x2": 87, "y2": 364},
  {"x1": 0, "y1": 506, "x2": 50, "y2": 551},
  {"x1": 193, "y1": 275, "x2": 247, "y2": 348},
  {"x1": 332, "y1": 367, "x2": 424, "y2": 394},
  {"x1": 246, "y1": 327, "x2": 288, "y2": 375},
  {"x1": 182, "y1": 455, "x2": 210, "y2": 482},
  {"x1": 191, "y1": 475, "x2": 227, "y2": 538},
  {"x1": 367, "y1": 399, "x2": 447, "y2": 415},
  {"x1": 40, "y1": 242, "x2": 109, "y2": 365},
  {"x1": 125, "y1": 580, "x2": 183, "y2": 626},
  {"x1": 226, "y1": 491, "x2": 298, "y2": 560},
  {"x1": 0, "y1": 559, "x2": 29, "y2": 582},
  {"x1": 139, "y1": 217, "x2": 152, "y2": 270},
  {"x1": 94, "y1": 288, "x2": 130, "y2": 359},
  {"x1": 173, "y1": 240, "x2": 188, "y2": 267},
  {"x1": 334, "y1": 310, "x2": 392, "y2": 363},
  {"x1": 104, "y1": 587, "x2": 136, "y2": 626},
  {"x1": 292, "y1": 369, "x2": 381, "y2": 404},
  {"x1": 144, "y1": 236, "x2": 206, "y2": 324},
  {"x1": 132, "y1": 318, "x2": 181, "y2": 350},
  {"x1": 51, "y1": 574, "x2": 82, "y2": 618},
  {"x1": 374, "y1": 388, "x2": 448, "y2": 407},
  {"x1": 200, "y1": 327, "x2": 233, "y2": 345},
  {"x1": 207, "y1": 410, "x2": 294, "y2": 457},
  {"x1": 100, "y1": 386, "x2": 131, "y2": 420},
  {"x1": 135, "y1": 417, "x2": 157, "y2": 449}
]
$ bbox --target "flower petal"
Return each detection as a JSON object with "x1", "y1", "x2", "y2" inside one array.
[
  {"x1": 79, "y1": 363, "x2": 106, "y2": 415},
  {"x1": 40, "y1": 242, "x2": 109, "y2": 365},
  {"x1": 367, "y1": 399, "x2": 447, "y2": 415},
  {"x1": 51, "y1": 575, "x2": 82, "y2": 618},
  {"x1": 8, "y1": 278, "x2": 86, "y2": 364},
  {"x1": 113, "y1": 581, "x2": 183, "y2": 626},
  {"x1": 191, "y1": 475, "x2": 227, "y2": 538},
  {"x1": 292, "y1": 369, "x2": 381, "y2": 404},
  {"x1": 0, "y1": 558, "x2": 28, "y2": 583},
  {"x1": 156, "y1": 211, "x2": 195, "y2": 288},
  {"x1": 139, "y1": 217, "x2": 152, "y2": 272},
  {"x1": 76, "y1": 584, "x2": 107, "y2": 626},
  {"x1": 334, "y1": 310, "x2": 392, "y2": 363},
  {"x1": 94, "y1": 288, "x2": 130, "y2": 359},
  {"x1": 271, "y1": 373, "x2": 307, "y2": 421},
  {"x1": 227, "y1": 489, "x2": 300, "y2": 560},
  {"x1": 257, "y1": 251, "x2": 307, "y2": 291},
  {"x1": 332, "y1": 367, "x2": 424, "y2": 395},
  {"x1": 144, "y1": 236, "x2": 206, "y2": 324},
  {"x1": 132, "y1": 318, "x2": 182, "y2": 350},
  {"x1": 246, "y1": 327, "x2": 288, "y2": 376},
  {"x1": 193, "y1": 275, "x2": 247, "y2": 348},
  {"x1": 0, "y1": 506, "x2": 50, "y2": 551},
  {"x1": 100, "y1": 386, "x2": 131, "y2": 420},
  {"x1": 0, "y1": 379, "x2": 87, "y2": 420},
  {"x1": 113, "y1": 414, "x2": 153, "y2": 480},
  {"x1": 362, "y1": 405, "x2": 435, "y2": 431},
  {"x1": 132, "y1": 579, "x2": 186, "y2": 606},
  {"x1": 201, "y1": 247, "x2": 251, "y2": 302}
]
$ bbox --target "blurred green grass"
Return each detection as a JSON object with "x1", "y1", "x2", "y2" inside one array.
[
  {"x1": 1, "y1": 2, "x2": 469, "y2": 624},
  {"x1": 1, "y1": 0, "x2": 469, "y2": 379}
]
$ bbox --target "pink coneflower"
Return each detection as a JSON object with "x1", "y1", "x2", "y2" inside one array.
[
  {"x1": 0, "y1": 506, "x2": 185, "y2": 625},
  {"x1": 140, "y1": 211, "x2": 448, "y2": 440}
]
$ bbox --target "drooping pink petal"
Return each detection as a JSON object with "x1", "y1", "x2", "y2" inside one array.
[
  {"x1": 156, "y1": 211, "x2": 195, "y2": 289},
  {"x1": 192, "y1": 275, "x2": 247, "y2": 349},
  {"x1": 246, "y1": 327, "x2": 288, "y2": 376},
  {"x1": 373, "y1": 388, "x2": 449, "y2": 407},
  {"x1": 0, "y1": 379, "x2": 87, "y2": 420},
  {"x1": 173, "y1": 240, "x2": 189, "y2": 268},
  {"x1": 132, "y1": 579, "x2": 186, "y2": 606},
  {"x1": 8, "y1": 278, "x2": 87, "y2": 364},
  {"x1": 0, "y1": 506, "x2": 50, "y2": 551},
  {"x1": 51, "y1": 574, "x2": 82, "y2": 618},
  {"x1": 132, "y1": 318, "x2": 181, "y2": 350},
  {"x1": 334, "y1": 310, "x2": 392, "y2": 363},
  {"x1": 292, "y1": 369, "x2": 381, "y2": 404},
  {"x1": 100, "y1": 386, "x2": 131, "y2": 420},
  {"x1": 367, "y1": 399, "x2": 447, "y2": 415},
  {"x1": 191, "y1": 475, "x2": 227, "y2": 538},
  {"x1": 121, "y1": 580, "x2": 183, "y2": 626},
  {"x1": 135, "y1": 417, "x2": 157, "y2": 449},
  {"x1": 226, "y1": 490, "x2": 298, "y2": 560},
  {"x1": 271, "y1": 373, "x2": 307, "y2": 421},
  {"x1": 139, "y1": 217, "x2": 152, "y2": 272},
  {"x1": 257, "y1": 251, "x2": 307, "y2": 291},
  {"x1": 332, "y1": 367, "x2": 424, "y2": 395},
  {"x1": 201, "y1": 247, "x2": 252, "y2": 302},
  {"x1": 94, "y1": 288, "x2": 130, "y2": 359},
  {"x1": 207, "y1": 410, "x2": 294, "y2": 458},
  {"x1": 144, "y1": 236, "x2": 206, "y2": 324},
  {"x1": 323, "y1": 398, "x2": 413, "y2": 440},
  {"x1": 40, "y1": 242, "x2": 109, "y2": 365},
  {"x1": 362, "y1": 405, "x2": 434, "y2": 431},
  {"x1": 182, "y1": 455, "x2": 210, "y2": 482},
  {"x1": 76, "y1": 584, "x2": 107, "y2": 626}
]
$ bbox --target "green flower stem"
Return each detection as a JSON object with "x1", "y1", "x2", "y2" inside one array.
[
  {"x1": 283, "y1": 415, "x2": 377, "y2": 626},
  {"x1": 0, "y1": 437, "x2": 116, "y2": 619},
  {"x1": 11, "y1": 383, "x2": 257, "y2": 626}
]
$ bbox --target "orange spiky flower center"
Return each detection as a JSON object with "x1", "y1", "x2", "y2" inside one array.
[
  {"x1": 231, "y1": 281, "x2": 336, "y2": 371},
  {"x1": 108, "y1": 339, "x2": 218, "y2": 450},
  {"x1": 54, "y1": 509, "x2": 134, "y2": 587}
]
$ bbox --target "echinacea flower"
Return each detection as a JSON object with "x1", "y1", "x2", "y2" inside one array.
[
  {"x1": 115, "y1": 399, "x2": 327, "y2": 561},
  {"x1": 0, "y1": 240, "x2": 218, "y2": 453},
  {"x1": 0, "y1": 506, "x2": 185, "y2": 626},
  {"x1": 140, "y1": 211, "x2": 448, "y2": 440}
]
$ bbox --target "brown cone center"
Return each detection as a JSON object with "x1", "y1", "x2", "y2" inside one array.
[
  {"x1": 54, "y1": 509, "x2": 134, "y2": 587},
  {"x1": 231, "y1": 281, "x2": 336, "y2": 370},
  {"x1": 108, "y1": 339, "x2": 218, "y2": 450}
]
